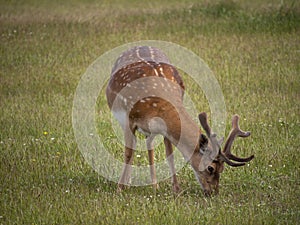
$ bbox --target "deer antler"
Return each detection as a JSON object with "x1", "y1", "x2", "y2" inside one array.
[
  {"x1": 198, "y1": 113, "x2": 254, "y2": 167},
  {"x1": 221, "y1": 115, "x2": 254, "y2": 166}
]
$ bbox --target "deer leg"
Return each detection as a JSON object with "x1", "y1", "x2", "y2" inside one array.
[
  {"x1": 118, "y1": 129, "x2": 136, "y2": 192},
  {"x1": 164, "y1": 137, "x2": 181, "y2": 193},
  {"x1": 146, "y1": 135, "x2": 158, "y2": 190}
]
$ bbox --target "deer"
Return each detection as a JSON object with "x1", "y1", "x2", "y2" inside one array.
[{"x1": 105, "y1": 46, "x2": 254, "y2": 196}]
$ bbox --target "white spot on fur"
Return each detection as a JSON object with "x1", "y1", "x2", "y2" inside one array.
[{"x1": 159, "y1": 66, "x2": 164, "y2": 76}]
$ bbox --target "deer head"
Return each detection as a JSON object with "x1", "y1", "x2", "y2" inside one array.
[{"x1": 196, "y1": 112, "x2": 254, "y2": 196}]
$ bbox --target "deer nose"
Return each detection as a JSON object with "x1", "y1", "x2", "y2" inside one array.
[
  {"x1": 211, "y1": 183, "x2": 219, "y2": 194},
  {"x1": 204, "y1": 189, "x2": 212, "y2": 197},
  {"x1": 204, "y1": 183, "x2": 219, "y2": 197}
]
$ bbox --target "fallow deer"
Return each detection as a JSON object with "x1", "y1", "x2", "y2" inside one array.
[{"x1": 106, "y1": 46, "x2": 254, "y2": 196}]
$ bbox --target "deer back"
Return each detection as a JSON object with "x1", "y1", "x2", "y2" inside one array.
[{"x1": 106, "y1": 46, "x2": 186, "y2": 136}]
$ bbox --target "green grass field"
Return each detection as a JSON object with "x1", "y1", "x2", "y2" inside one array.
[{"x1": 1, "y1": 0, "x2": 299, "y2": 224}]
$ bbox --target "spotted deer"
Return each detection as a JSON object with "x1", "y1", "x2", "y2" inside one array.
[{"x1": 106, "y1": 46, "x2": 254, "y2": 196}]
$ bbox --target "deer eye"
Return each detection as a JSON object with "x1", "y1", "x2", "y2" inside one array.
[{"x1": 207, "y1": 166, "x2": 215, "y2": 174}]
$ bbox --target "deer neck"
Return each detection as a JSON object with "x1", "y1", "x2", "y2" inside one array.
[{"x1": 165, "y1": 106, "x2": 200, "y2": 161}]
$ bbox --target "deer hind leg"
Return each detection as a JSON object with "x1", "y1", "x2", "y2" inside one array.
[
  {"x1": 146, "y1": 135, "x2": 158, "y2": 190},
  {"x1": 118, "y1": 128, "x2": 136, "y2": 192},
  {"x1": 164, "y1": 137, "x2": 181, "y2": 193}
]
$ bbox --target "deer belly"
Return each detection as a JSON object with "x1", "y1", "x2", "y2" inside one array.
[{"x1": 135, "y1": 117, "x2": 168, "y2": 136}]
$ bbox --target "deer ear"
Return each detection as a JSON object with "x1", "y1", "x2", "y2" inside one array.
[
  {"x1": 198, "y1": 112, "x2": 211, "y2": 137},
  {"x1": 199, "y1": 133, "x2": 208, "y2": 148}
]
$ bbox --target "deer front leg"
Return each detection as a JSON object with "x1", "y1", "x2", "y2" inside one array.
[
  {"x1": 146, "y1": 135, "x2": 158, "y2": 190},
  {"x1": 118, "y1": 129, "x2": 136, "y2": 192},
  {"x1": 164, "y1": 137, "x2": 181, "y2": 193}
]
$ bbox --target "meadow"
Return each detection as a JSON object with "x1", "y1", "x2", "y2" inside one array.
[{"x1": 0, "y1": 0, "x2": 299, "y2": 224}]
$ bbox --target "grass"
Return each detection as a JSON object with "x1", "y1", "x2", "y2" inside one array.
[{"x1": 0, "y1": 0, "x2": 299, "y2": 224}]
